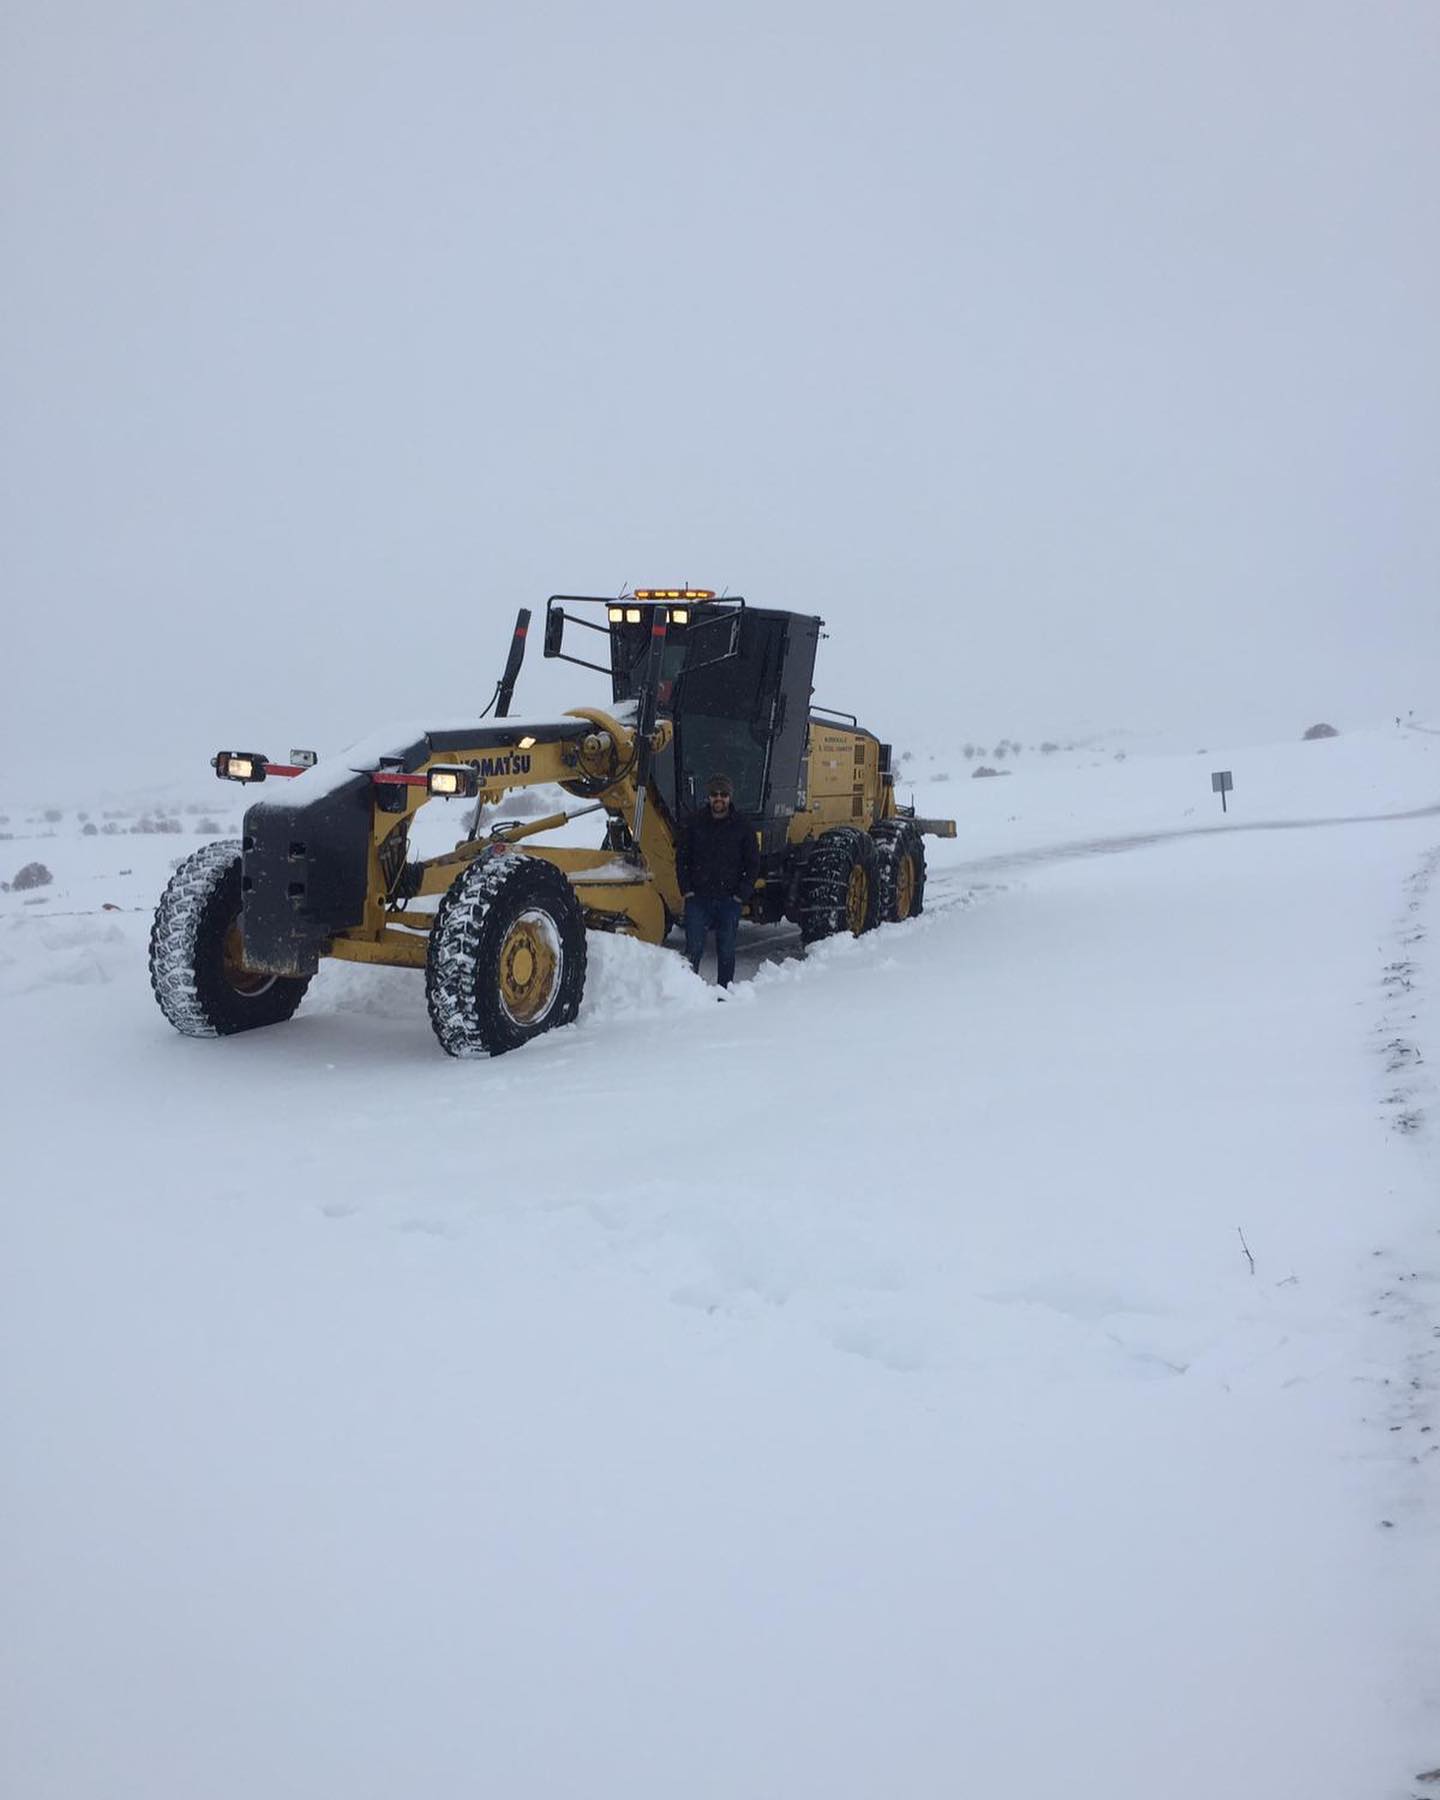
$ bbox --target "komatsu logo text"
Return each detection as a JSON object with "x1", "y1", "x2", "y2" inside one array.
[{"x1": 477, "y1": 753, "x2": 531, "y2": 779}]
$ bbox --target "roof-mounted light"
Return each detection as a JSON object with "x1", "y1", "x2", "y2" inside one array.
[{"x1": 633, "y1": 588, "x2": 715, "y2": 601}]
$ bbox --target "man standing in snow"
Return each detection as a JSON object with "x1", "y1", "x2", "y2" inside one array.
[{"x1": 676, "y1": 773, "x2": 759, "y2": 990}]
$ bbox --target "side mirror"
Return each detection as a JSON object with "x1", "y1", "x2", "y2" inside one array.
[{"x1": 543, "y1": 606, "x2": 565, "y2": 658}]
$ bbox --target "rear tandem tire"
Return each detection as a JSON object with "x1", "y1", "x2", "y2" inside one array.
[
  {"x1": 870, "y1": 819, "x2": 927, "y2": 923},
  {"x1": 149, "y1": 840, "x2": 312, "y2": 1038},
  {"x1": 796, "y1": 826, "x2": 881, "y2": 944},
  {"x1": 426, "y1": 852, "x2": 588, "y2": 1057}
]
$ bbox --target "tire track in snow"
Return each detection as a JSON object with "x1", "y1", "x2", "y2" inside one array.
[
  {"x1": 941, "y1": 798, "x2": 1440, "y2": 884},
  {"x1": 1377, "y1": 843, "x2": 1440, "y2": 1139},
  {"x1": 1364, "y1": 839, "x2": 1440, "y2": 1796}
]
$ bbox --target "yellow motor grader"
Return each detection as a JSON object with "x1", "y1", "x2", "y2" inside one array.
[{"x1": 149, "y1": 591, "x2": 955, "y2": 1056}]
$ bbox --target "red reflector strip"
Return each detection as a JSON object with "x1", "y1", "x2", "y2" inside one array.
[
  {"x1": 370, "y1": 771, "x2": 429, "y2": 787},
  {"x1": 263, "y1": 763, "x2": 307, "y2": 779}
]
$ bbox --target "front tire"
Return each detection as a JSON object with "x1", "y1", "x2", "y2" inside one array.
[
  {"x1": 796, "y1": 826, "x2": 881, "y2": 944},
  {"x1": 149, "y1": 840, "x2": 312, "y2": 1037},
  {"x1": 426, "y1": 852, "x2": 588, "y2": 1057}
]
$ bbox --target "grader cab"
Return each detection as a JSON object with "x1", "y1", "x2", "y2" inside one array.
[{"x1": 149, "y1": 590, "x2": 954, "y2": 1056}]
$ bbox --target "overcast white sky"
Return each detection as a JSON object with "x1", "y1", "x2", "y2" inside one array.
[{"x1": 3, "y1": 1, "x2": 1436, "y2": 797}]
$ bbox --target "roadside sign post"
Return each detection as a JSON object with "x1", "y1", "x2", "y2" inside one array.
[{"x1": 1211, "y1": 770, "x2": 1234, "y2": 813}]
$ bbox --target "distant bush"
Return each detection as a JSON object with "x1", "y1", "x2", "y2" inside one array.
[
  {"x1": 1040, "y1": 742, "x2": 1059, "y2": 755},
  {"x1": 82, "y1": 822, "x2": 98, "y2": 836},
  {"x1": 132, "y1": 814, "x2": 183, "y2": 835},
  {"x1": 962, "y1": 744, "x2": 976, "y2": 760},
  {"x1": 1302, "y1": 722, "x2": 1339, "y2": 740},
  {"x1": 12, "y1": 861, "x2": 53, "y2": 890},
  {"x1": 972, "y1": 765, "x2": 1009, "y2": 779},
  {"x1": 197, "y1": 818, "x2": 222, "y2": 834},
  {"x1": 44, "y1": 808, "x2": 62, "y2": 823}
]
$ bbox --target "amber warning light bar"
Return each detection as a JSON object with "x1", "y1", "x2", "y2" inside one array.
[{"x1": 609, "y1": 589, "x2": 714, "y2": 626}]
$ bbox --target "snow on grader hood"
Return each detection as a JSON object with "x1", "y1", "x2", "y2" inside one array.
[{"x1": 149, "y1": 594, "x2": 954, "y2": 1056}]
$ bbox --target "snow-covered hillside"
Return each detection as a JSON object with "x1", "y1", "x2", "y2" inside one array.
[{"x1": 3, "y1": 724, "x2": 1438, "y2": 1799}]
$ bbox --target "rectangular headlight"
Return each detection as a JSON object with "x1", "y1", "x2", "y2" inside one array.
[
  {"x1": 213, "y1": 752, "x2": 268, "y2": 782},
  {"x1": 427, "y1": 764, "x2": 480, "y2": 798}
]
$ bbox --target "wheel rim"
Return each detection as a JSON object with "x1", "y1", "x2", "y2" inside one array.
[
  {"x1": 222, "y1": 919, "x2": 276, "y2": 997},
  {"x1": 497, "y1": 908, "x2": 563, "y2": 1026},
  {"x1": 894, "y1": 851, "x2": 916, "y2": 920},
  {"x1": 845, "y1": 865, "x2": 870, "y2": 934}
]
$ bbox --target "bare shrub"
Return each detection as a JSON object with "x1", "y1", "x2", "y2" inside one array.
[
  {"x1": 1302, "y1": 722, "x2": 1339, "y2": 740},
  {"x1": 12, "y1": 861, "x2": 53, "y2": 890},
  {"x1": 972, "y1": 765, "x2": 1009, "y2": 779}
]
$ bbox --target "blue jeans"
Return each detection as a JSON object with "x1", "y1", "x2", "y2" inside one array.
[{"x1": 685, "y1": 896, "x2": 742, "y2": 987}]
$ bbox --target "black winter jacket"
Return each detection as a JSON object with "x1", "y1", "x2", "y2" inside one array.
[{"x1": 677, "y1": 805, "x2": 760, "y2": 901}]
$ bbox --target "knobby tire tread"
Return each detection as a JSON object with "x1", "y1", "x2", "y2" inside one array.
[
  {"x1": 149, "y1": 840, "x2": 311, "y2": 1037},
  {"x1": 426, "y1": 853, "x2": 587, "y2": 1058}
]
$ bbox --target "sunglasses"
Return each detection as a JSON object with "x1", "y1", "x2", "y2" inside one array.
[{"x1": 707, "y1": 791, "x2": 731, "y2": 802}]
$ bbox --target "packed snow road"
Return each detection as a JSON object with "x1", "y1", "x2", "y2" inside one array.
[{"x1": 2, "y1": 727, "x2": 1438, "y2": 1799}]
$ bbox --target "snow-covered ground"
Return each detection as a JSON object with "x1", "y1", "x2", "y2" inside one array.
[{"x1": 2, "y1": 723, "x2": 1438, "y2": 1799}]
